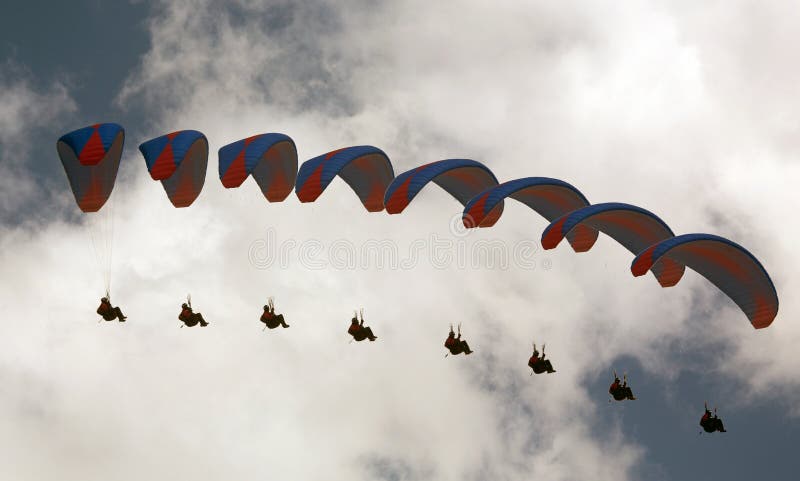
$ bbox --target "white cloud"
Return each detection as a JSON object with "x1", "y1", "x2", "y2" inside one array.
[
  {"x1": 2, "y1": 0, "x2": 799, "y2": 479},
  {"x1": 0, "y1": 62, "x2": 76, "y2": 220}
]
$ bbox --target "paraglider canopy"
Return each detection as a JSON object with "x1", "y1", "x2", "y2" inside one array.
[
  {"x1": 384, "y1": 159, "x2": 501, "y2": 216},
  {"x1": 463, "y1": 176, "x2": 591, "y2": 229},
  {"x1": 57, "y1": 123, "x2": 125, "y2": 212},
  {"x1": 631, "y1": 233, "x2": 779, "y2": 328},
  {"x1": 218, "y1": 133, "x2": 297, "y2": 201},
  {"x1": 295, "y1": 146, "x2": 394, "y2": 211},
  {"x1": 541, "y1": 202, "x2": 685, "y2": 287},
  {"x1": 139, "y1": 130, "x2": 209, "y2": 207}
]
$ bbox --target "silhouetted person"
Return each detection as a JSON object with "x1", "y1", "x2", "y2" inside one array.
[
  {"x1": 528, "y1": 342, "x2": 555, "y2": 374},
  {"x1": 97, "y1": 296, "x2": 126, "y2": 322},
  {"x1": 348, "y1": 309, "x2": 376, "y2": 342},
  {"x1": 261, "y1": 298, "x2": 289, "y2": 329},
  {"x1": 179, "y1": 302, "x2": 208, "y2": 327},
  {"x1": 444, "y1": 324, "x2": 473, "y2": 355},
  {"x1": 700, "y1": 404, "x2": 727, "y2": 433},
  {"x1": 609, "y1": 372, "x2": 636, "y2": 401}
]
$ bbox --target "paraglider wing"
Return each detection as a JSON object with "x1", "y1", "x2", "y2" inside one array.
[
  {"x1": 631, "y1": 234, "x2": 778, "y2": 328},
  {"x1": 218, "y1": 133, "x2": 298, "y2": 201},
  {"x1": 463, "y1": 177, "x2": 597, "y2": 249},
  {"x1": 541, "y1": 202, "x2": 684, "y2": 287},
  {"x1": 57, "y1": 123, "x2": 125, "y2": 212},
  {"x1": 295, "y1": 146, "x2": 394, "y2": 212},
  {"x1": 139, "y1": 130, "x2": 208, "y2": 207},
  {"x1": 384, "y1": 159, "x2": 501, "y2": 215}
]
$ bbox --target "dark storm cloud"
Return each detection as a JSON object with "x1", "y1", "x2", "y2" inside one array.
[
  {"x1": 119, "y1": 0, "x2": 366, "y2": 119},
  {"x1": 361, "y1": 454, "x2": 436, "y2": 481},
  {"x1": 0, "y1": 1, "x2": 150, "y2": 227},
  {"x1": 0, "y1": 1, "x2": 149, "y2": 118},
  {"x1": 0, "y1": 61, "x2": 76, "y2": 226}
]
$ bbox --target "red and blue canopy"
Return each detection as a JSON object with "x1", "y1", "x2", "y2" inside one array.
[
  {"x1": 295, "y1": 146, "x2": 394, "y2": 212},
  {"x1": 542, "y1": 202, "x2": 684, "y2": 286},
  {"x1": 385, "y1": 159, "x2": 500, "y2": 216},
  {"x1": 57, "y1": 123, "x2": 125, "y2": 212},
  {"x1": 632, "y1": 234, "x2": 778, "y2": 328},
  {"x1": 463, "y1": 177, "x2": 595, "y2": 249},
  {"x1": 139, "y1": 130, "x2": 208, "y2": 207},
  {"x1": 219, "y1": 133, "x2": 297, "y2": 202}
]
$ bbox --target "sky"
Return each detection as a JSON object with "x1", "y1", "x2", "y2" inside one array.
[{"x1": 1, "y1": 1, "x2": 799, "y2": 479}]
